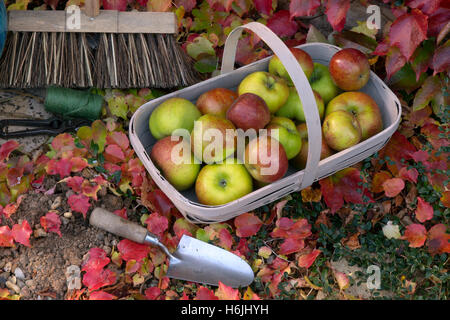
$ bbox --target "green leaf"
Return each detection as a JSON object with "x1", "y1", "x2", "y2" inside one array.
[
  {"x1": 107, "y1": 96, "x2": 129, "y2": 120},
  {"x1": 413, "y1": 76, "x2": 442, "y2": 111},
  {"x1": 186, "y1": 36, "x2": 216, "y2": 60},
  {"x1": 196, "y1": 228, "x2": 210, "y2": 242},
  {"x1": 194, "y1": 55, "x2": 218, "y2": 73}
]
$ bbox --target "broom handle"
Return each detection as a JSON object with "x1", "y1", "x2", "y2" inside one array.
[{"x1": 85, "y1": 0, "x2": 100, "y2": 18}]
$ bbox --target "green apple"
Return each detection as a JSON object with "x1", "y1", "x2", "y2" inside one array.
[
  {"x1": 322, "y1": 110, "x2": 362, "y2": 151},
  {"x1": 191, "y1": 114, "x2": 237, "y2": 164},
  {"x1": 195, "y1": 160, "x2": 253, "y2": 206},
  {"x1": 266, "y1": 117, "x2": 302, "y2": 160},
  {"x1": 309, "y1": 63, "x2": 340, "y2": 105},
  {"x1": 238, "y1": 71, "x2": 289, "y2": 113},
  {"x1": 150, "y1": 136, "x2": 200, "y2": 191},
  {"x1": 325, "y1": 91, "x2": 383, "y2": 141},
  {"x1": 291, "y1": 123, "x2": 334, "y2": 169},
  {"x1": 276, "y1": 87, "x2": 325, "y2": 122},
  {"x1": 149, "y1": 97, "x2": 201, "y2": 140},
  {"x1": 268, "y1": 47, "x2": 314, "y2": 85}
]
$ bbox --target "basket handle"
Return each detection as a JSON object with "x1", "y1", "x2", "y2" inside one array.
[{"x1": 220, "y1": 22, "x2": 322, "y2": 189}]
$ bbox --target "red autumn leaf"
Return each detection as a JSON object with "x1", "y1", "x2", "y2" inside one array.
[
  {"x1": 63, "y1": 176, "x2": 84, "y2": 193},
  {"x1": 266, "y1": 10, "x2": 298, "y2": 38},
  {"x1": 278, "y1": 238, "x2": 305, "y2": 255},
  {"x1": 40, "y1": 211, "x2": 62, "y2": 237},
  {"x1": 409, "y1": 150, "x2": 430, "y2": 163},
  {"x1": 0, "y1": 226, "x2": 14, "y2": 247},
  {"x1": 145, "y1": 212, "x2": 168, "y2": 237},
  {"x1": 389, "y1": 9, "x2": 428, "y2": 61},
  {"x1": 319, "y1": 167, "x2": 370, "y2": 213},
  {"x1": 385, "y1": 46, "x2": 407, "y2": 80},
  {"x1": 113, "y1": 208, "x2": 127, "y2": 219},
  {"x1": 195, "y1": 286, "x2": 219, "y2": 300},
  {"x1": 371, "y1": 171, "x2": 392, "y2": 193},
  {"x1": 289, "y1": 0, "x2": 320, "y2": 18},
  {"x1": 234, "y1": 213, "x2": 263, "y2": 238},
  {"x1": 82, "y1": 248, "x2": 111, "y2": 273},
  {"x1": 67, "y1": 194, "x2": 91, "y2": 218},
  {"x1": 406, "y1": 0, "x2": 441, "y2": 16},
  {"x1": 415, "y1": 197, "x2": 434, "y2": 223},
  {"x1": 174, "y1": 0, "x2": 196, "y2": 12},
  {"x1": 0, "y1": 140, "x2": 19, "y2": 161},
  {"x1": 144, "y1": 287, "x2": 161, "y2": 300},
  {"x1": 12, "y1": 220, "x2": 32, "y2": 247},
  {"x1": 70, "y1": 157, "x2": 88, "y2": 173},
  {"x1": 431, "y1": 40, "x2": 450, "y2": 75},
  {"x1": 427, "y1": 224, "x2": 450, "y2": 255},
  {"x1": 51, "y1": 158, "x2": 74, "y2": 178},
  {"x1": 382, "y1": 131, "x2": 416, "y2": 175},
  {"x1": 81, "y1": 180, "x2": 101, "y2": 201},
  {"x1": 421, "y1": 123, "x2": 450, "y2": 150},
  {"x1": 398, "y1": 167, "x2": 419, "y2": 184},
  {"x1": 89, "y1": 290, "x2": 117, "y2": 300},
  {"x1": 297, "y1": 249, "x2": 321, "y2": 268},
  {"x1": 106, "y1": 131, "x2": 130, "y2": 151},
  {"x1": 236, "y1": 238, "x2": 250, "y2": 258},
  {"x1": 216, "y1": 281, "x2": 240, "y2": 300},
  {"x1": 104, "y1": 144, "x2": 126, "y2": 163},
  {"x1": 51, "y1": 133, "x2": 75, "y2": 152},
  {"x1": 428, "y1": 7, "x2": 450, "y2": 37},
  {"x1": 172, "y1": 218, "x2": 196, "y2": 239},
  {"x1": 6, "y1": 167, "x2": 23, "y2": 187},
  {"x1": 235, "y1": 35, "x2": 269, "y2": 66},
  {"x1": 82, "y1": 268, "x2": 116, "y2": 292},
  {"x1": 147, "y1": 190, "x2": 175, "y2": 218},
  {"x1": 1, "y1": 196, "x2": 23, "y2": 219},
  {"x1": 402, "y1": 223, "x2": 427, "y2": 248},
  {"x1": 373, "y1": 39, "x2": 389, "y2": 56},
  {"x1": 325, "y1": 0, "x2": 350, "y2": 32},
  {"x1": 254, "y1": 0, "x2": 273, "y2": 16},
  {"x1": 382, "y1": 178, "x2": 405, "y2": 197},
  {"x1": 218, "y1": 228, "x2": 233, "y2": 250},
  {"x1": 117, "y1": 239, "x2": 150, "y2": 262},
  {"x1": 102, "y1": 0, "x2": 127, "y2": 11},
  {"x1": 271, "y1": 217, "x2": 312, "y2": 239}
]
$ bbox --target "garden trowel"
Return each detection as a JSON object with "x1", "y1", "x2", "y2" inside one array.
[{"x1": 90, "y1": 208, "x2": 254, "y2": 288}]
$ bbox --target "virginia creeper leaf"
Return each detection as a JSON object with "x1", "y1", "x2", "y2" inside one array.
[
  {"x1": 266, "y1": 10, "x2": 298, "y2": 38},
  {"x1": 12, "y1": 220, "x2": 32, "y2": 247},
  {"x1": 389, "y1": 9, "x2": 428, "y2": 61},
  {"x1": 415, "y1": 197, "x2": 434, "y2": 223},
  {"x1": 382, "y1": 177, "x2": 405, "y2": 197},
  {"x1": 325, "y1": 0, "x2": 350, "y2": 32},
  {"x1": 40, "y1": 211, "x2": 62, "y2": 237},
  {"x1": 67, "y1": 194, "x2": 91, "y2": 218},
  {"x1": 289, "y1": 0, "x2": 320, "y2": 18},
  {"x1": 402, "y1": 223, "x2": 427, "y2": 248},
  {"x1": 234, "y1": 213, "x2": 262, "y2": 238},
  {"x1": 117, "y1": 239, "x2": 150, "y2": 262},
  {"x1": 297, "y1": 249, "x2": 321, "y2": 268}
]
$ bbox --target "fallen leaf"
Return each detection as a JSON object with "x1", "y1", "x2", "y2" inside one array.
[
  {"x1": 415, "y1": 197, "x2": 434, "y2": 223},
  {"x1": 216, "y1": 281, "x2": 240, "y2": 300},
  {"x1": 297, "y1": 249, "x2": 321, "y2": 268},
  {"x1": 382, "y1": 178, "x2": 405, "y2": 197},
  {"x1": 12, "y1": 220, "x2": 32, "y2": 247},
  {"x1": 117, "y1": 239, "x2": 150, "y2": 262},
  {"x1": 234, "y1": 213, "x2": 262, "y2": 238},
  {"x1": 402, "y1": 223, "x2": 427, "y2": 248},
  {"x1": 40, "y1": 211, "x2": 62, "y2": 237}
]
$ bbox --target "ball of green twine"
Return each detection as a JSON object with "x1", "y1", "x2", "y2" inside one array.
[{"x1": 44, "y1": 87, "x2": 103, "y2": 121}]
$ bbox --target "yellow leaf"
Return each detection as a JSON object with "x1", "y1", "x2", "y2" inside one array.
[{"x1": 304, "y1": 276, "x2": 322, "y2": 290}]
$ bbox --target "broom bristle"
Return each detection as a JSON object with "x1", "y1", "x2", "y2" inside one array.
[{"x1": 0, "y1": 31, "x2": 201, "y2": 89}]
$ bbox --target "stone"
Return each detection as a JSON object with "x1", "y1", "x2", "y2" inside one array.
[{"x1": 14, "y1": 267, "x2": 25, "y2": 280}]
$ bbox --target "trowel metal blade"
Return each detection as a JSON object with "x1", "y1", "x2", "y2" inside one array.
[{"x1": 166, "y1": 235, "x2": 254, "y2": 288}]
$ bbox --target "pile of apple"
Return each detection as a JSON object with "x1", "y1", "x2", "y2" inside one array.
[{"x1": 148, "y1": 48, "x2": 383, "y2": 206}]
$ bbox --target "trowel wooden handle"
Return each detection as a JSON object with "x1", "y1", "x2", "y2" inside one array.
[{"x1": 89, "y1": 208, "x2": 147, "y2": 244}]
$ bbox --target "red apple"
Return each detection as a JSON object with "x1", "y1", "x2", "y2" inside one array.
[
  {"x1": 322, "y1": 110, "x2": 362, "y2": 151},
  {"x1": 268, "y1": 47, "x2": 314, "y2": 84},
  {"x1": 325, "y1": 91, "x2": 383, "y2": 140},
  {"x1": 150, "y1": 136, "x2": 200, "y2": 191},
  {"x1": 291, "y1": 123, "x2": 334, "y2": 169},
  {"x1": 329, "y1": 48, "x2": 370, "y2": 91},
  {"x1": 196, "y1": 88, "x2": 238, "y2": 118},
  {"x1": 244, "y1": 135, "x2": 288, "y2": 183},
  {"x1": 226, "y1": 93, "x2": 271, "y2": 131}
]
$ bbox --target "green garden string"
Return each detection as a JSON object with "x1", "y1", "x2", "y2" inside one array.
[{"x1": 44, "y1": 87, "x2": 104, "y2": 120}]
